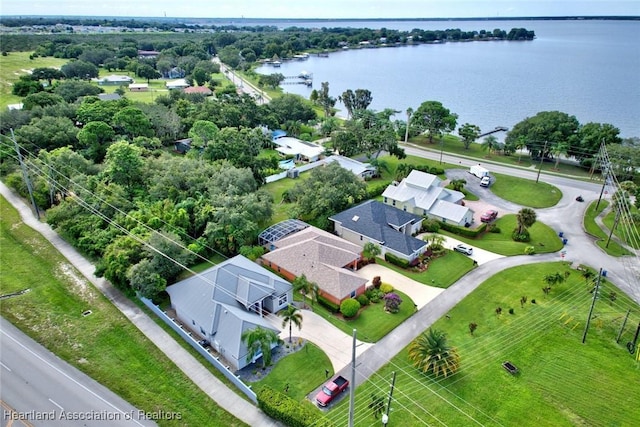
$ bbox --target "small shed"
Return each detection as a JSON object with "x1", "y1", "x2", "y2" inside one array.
[{"x1": 129, "y1": 83, "x2": 149, "y2": 92}]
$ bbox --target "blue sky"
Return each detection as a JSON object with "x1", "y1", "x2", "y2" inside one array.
[{"x1": 2, "y1": 1, "x2": 638, "y2": 19}]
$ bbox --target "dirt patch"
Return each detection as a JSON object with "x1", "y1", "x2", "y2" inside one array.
[{"x1": 56, "y1": 263, "x2": 98, "y2": 303}]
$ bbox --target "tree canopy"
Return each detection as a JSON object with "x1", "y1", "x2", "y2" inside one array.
[{"x1": 412, "y1": 101, "x2": 458, "y2": 143}]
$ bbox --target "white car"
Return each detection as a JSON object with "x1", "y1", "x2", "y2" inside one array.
[
  {"x1": 454, "y1": 244, "x2": 473, "y2": 256},
  {"x1": 480, "y1": 176, "x2": 491, "y2": 187}
]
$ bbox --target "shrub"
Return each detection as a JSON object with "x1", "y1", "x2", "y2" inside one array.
[
  {"x1": 421, "y1": 218, "x2": 441, "y2": 232},
  {"x1": 257, "y1": 386, "x2": 335, "y2": 427},
  {"x1": 385, "y1": 252, "x2": 410, "y2": 268},
  {"x1": 429, "y1": 166, "x2": 445, "y2": 175},
  {"x1": 372, "y1": 276, "x2": 382, "y2": 288},
  {"x1": 524, "y1": 246, "x2": 536, "y2": 255},
  {"x1": 340, "y1": 298, "x2": 361, "y2": 318},
  {"x1": 317, "y1": 295, "x2": 340, "y2": 313},
  {"x1": 366, "y1": 288, "x2": 380, "y2": 303},
  {"x1": 383, "y1": 292, "x2": 403, "y2": 313},
  {"x1": 367, "y1": 183, "x2": 388, "y2": 199},
  {"x1": 439, "y1": 221, "x2": 487, "y2": 238},
  {"x1": 356, "y1": 294, "x2": 370, "y2": 306},
  {"x1": 508, "y1": 308, "x2": 515, "y2": 315},
  {"x1": 512, "y1": 228, "x2": 531, "y2": 242},
  {"x1": 489, "y1": 226, "x2": 501, "y2": 233},
  {"x1": 379, "y1": 283, "x2": 394, "y2": 294}
]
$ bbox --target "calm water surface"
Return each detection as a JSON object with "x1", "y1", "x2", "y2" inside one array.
[{"x1": 256, "y1": 20, "x2": 640, "y2": 138}]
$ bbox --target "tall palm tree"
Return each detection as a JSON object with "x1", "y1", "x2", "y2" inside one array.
[
  {"x1": 409, "y1": 328, "x2": 460, "y2": 378},
  {"x1": 278, "y1": 304, "x2": 303, "y2": 343},
  {"x1": 516, "y1": 208, "x2": 537, "y2": 234},
  {"x1": 241, "y1": 326, "x2": 279, "y2": 368},
  {"x1": 450, "y1": 178, "x2": 467, "y2": 192},
  {"x1": 293, "y1": 274, "x2": 313, "y2": 307},
  {"x1": 482, "y1": 135, "x2": 499, "y2": 156},
  {"x1": 550, "y1": 142, "x2": 569, "y2": 170},
  {"x1": 404, "y1": 107, "x2": 413, "y2": 143}
]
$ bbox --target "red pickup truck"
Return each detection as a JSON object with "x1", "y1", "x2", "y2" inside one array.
[{"x1": 315, "y1": 375, "x2": 349, "y2": 407}]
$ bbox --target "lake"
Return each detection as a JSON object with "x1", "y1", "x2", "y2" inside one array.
[{"x1": 255, "y1": 19, "x2": 640, "y2": 139}]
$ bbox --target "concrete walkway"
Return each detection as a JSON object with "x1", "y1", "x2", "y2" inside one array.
[{"x1": 0, "y1": 182, "x2": 280, "y2": 427}]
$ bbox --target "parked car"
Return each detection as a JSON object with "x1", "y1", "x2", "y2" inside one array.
[
  {"x1": 481, "y1": 210, "x2": 498, "y2": 223},
  {"x1": 454, "y1": 244, "x2": 473, "y2": 255},
  {"x1": 315, "y1": 375, "x2": 349, "y2": 407},
  {"x1": 480, "y1": 176, "x2": 491, "y2": 187}
]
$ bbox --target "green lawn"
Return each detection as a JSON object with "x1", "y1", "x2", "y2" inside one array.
[
  {"x1": 603, "y1": 205, "x2": 640, "y2": 249},
  {"x1": 583, "y1": 200, "x2": 632, "y2": 256},
  {"x1": 251, "y1": 342, "x2": 333, "y2": 403},
  {"x1": 0, "y1": 51, "x2": 68, "y2": 108},
  {"x1": 329, "y1": 262, "x2": 640, "y2": 426},
  {"x1": 376, "y1": 253, "x2": 475, "y2": 288},
  {"x1": 490, "y1": 173, "x2": 563, "y2": 208},
  {"x1": 302, "y1": 289, "x2": 416, "y2": 343},
  {"x1": 441, "y1": 214, "x2": 564, "y2": 256},
  {"x1": 0, "y1": 196, "x2": 245, "y2": 427}
]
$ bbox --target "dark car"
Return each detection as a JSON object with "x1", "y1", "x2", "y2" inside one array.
[{"x1": 481, "y1": 210, "x2": 498, "y2": 223}]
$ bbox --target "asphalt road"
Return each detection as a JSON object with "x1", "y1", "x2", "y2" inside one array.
[{"x1": 0, "y1": 317, "x2": 157, "y2": 427}]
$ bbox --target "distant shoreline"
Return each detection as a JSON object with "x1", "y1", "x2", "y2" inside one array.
[{"x1": 1, "y1": 15, "x2": 639, "y2": 22}]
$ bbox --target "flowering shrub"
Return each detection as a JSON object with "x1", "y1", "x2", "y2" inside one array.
[{"x1": 383, "y1": 292, "x2": 403, "y2": 313}]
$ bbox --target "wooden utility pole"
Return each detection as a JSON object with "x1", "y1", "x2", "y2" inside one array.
[
  {"x1": 616, "y1": 309, "x2": 631, "y2": 343},
  {"x1": 535, "y1": 140, "x2": 548, "y2": 184}
]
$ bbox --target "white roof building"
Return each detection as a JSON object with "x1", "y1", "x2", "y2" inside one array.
[
  {"x1": 273, "y1": 137, "x2": 324, "y2": 162},
  {"x1": 166, "y1": 78, "x2": 189, "y2": 90}
]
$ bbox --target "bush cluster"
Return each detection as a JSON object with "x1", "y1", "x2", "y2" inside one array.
[
  {"x1": 317, "y1": 294, "x2": 340, "y2": 313},
  {"x1": 340, "y1": 298, "x2": 361, "y2": 318},
  {"x1": 367, "y1": 183, "x2": 389, "y2": 199},
  {"x1": 439, "y1": 221, "x2": 487, "y2": 238},
  {"x1": 257, "y1": 386, "x2": 335, "y2": 427},
  {"x1": 379, "y1": 283, "x2": 394, "y2": 294},
  {"x1": 365, "y1": 287, "x2": 383, "y2": 303},
  {"x1": 421, "y1": 218, "x2": 441, "y2": 232},
  {"x1": 385, "y1": 252, "x2": 410, "y2": 268},
  {"x1": 356, "y1": 293, "x2": 370, "y2": 306},
  {"x1": 512, "y1": 229, "x2": 531, "y2": 242}
]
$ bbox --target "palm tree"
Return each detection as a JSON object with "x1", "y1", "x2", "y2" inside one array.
[
  {"x1": 516, "y1": 208, "x2": 537, "y2": 234},
  {"x1": 278, "y1": 304, "x2": 303, "y2": 343},
  {"x1": 404, "y1": 107, "x2": 413, "y2": 143},
  {"x1": 293, "y1": 274, "x2": 314, "y2": 307},
  {"x1": 368, "y1": 393, "x2": 385, "y2": 419},
  {"x1": 408, "y1": 328, "x2": 460, "y2": 378},
  {"x1": 241, "y1": 326, "x2": 279, "y2": 368},
  {"x1": 482, "y1": 135, "x2": 499, "y2": 156},
  {"x1": 450, "y1": 178, "x2": 466, "y2": 192},
  {"x1": 362, "y1": 242, "x2": 382, "y2": 263},
  {"x1": 550, "y1": 142, "x2": 569, "y2": 170},
  {"x1": 425, "y1": 233, "x2": 445, "y2": 251}
]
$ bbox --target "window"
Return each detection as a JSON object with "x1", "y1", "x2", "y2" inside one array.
[
  {"x1": 278, "y1": 294, "x2": 288, "y2": 306},
  {"x1": 277, "y1": 266, "x2": 281, "y2": 272},
  {"x1": 383, "y1": 197, "x2": 387, "y2": 203},
  {"x1": 360, "y1": 235, "x2": 363, "y2": 241},
  {"x1": 350, "y1": 290, "x2": 356, "y2": 298},
  {"x1": 423, "y1": 209, "x2": 427, "y2": 216},
  {"x1": 403, "y1": 205, "x2": 407, "y2": 211},
  {"x1": 392, "y1": 200, "x2": 396, "y2": 206}
]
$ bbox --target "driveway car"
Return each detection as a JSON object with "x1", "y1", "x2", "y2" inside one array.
[
  {"x1": 481, "y1": 210, "x2": 498, "y2": 223},
  {"x1": 454, "y1": 244, "x2": 473, "y2": 255}
]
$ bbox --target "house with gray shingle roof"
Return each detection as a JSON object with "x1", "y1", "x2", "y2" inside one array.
[
  {"x1": 382, "y1": 170, "x2": 474, "y2": 226},
  {"x1": 330, "y1": 200, "x2": 428, "y2": 263},
  {"x1": 260, "y1": 226, "x2": 367, "y2": 305},
  {"x1": 166, "y1": 255, "x2": 292, "y2": 371}
]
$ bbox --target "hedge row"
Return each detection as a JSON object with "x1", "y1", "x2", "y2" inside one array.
[
  {"x1": 384, "y1": 252, "x2": 410, "y2": 269},
  {"x1": 317, "y1": 294, "x2": 340, "y2": 313},
  {"x1": 439, "y1": 221, "x2": 487, "y2": 238},
  {"x1": 257, "y1": 386, "x2": 335, "y2": 427}
]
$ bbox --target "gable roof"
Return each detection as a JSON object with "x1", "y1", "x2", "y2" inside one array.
[
  {"x1": 184, "y1": 86, "x2": 212, "y2": 95},
  {"x1": 273, "y1": 137, "x2": 324, "y2": 159},
  {"x1": 382, "y1": 170, "x2": 465, "y2": 210},
  {"x1": 262, "y1": 227, "x2": 366, "y2": 300},
  {"x1": 329, "y1": 200, "x2": 427, "y2": 257},
  {"x1": 324, "y1": 155, "x2": 376, "y2": 177}
]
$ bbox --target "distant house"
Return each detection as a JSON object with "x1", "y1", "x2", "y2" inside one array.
[
  {"x1": 138, "y1": 50, "x2": 160, "y2": 58},
  {"x1": 324, "y1": 155, "x2": 377, "y2": 180},
  {"x1": 167, "y1": 67, "x2": 186, "y2": 79},
  {"x1": 166, "y1": 255, "x2": 293, "y2": 371},
  {"x1": 97, "y1": 93, "x2": 121, "y2": 101},
  {"x1": 174, "y1": 138, "x2": 192, "y2": 154},
  {"x1": 96, "y1": 74, "x2": 133, "y2": 85},
  {"x1": 128, "y1": 83, "x2": 148, "y2": 92},
  {"x1": 382, "y1": 170, "x2": 474, "y2": 227},
  {"x1": 184, "y1": 86, "x2": 213, "y2": 96},
  {"x1": 260, "y1": 224, "x2": 367, "y2": 306},
  {"x1": 330, "y1": 200, "x2": 427, "y2": 263},
  {"x1": 273, "y1": 136, "x2": 324, "y2": 162},
  {"x1": 166, "y1": 79, "x2": 189, "y2": 90}
]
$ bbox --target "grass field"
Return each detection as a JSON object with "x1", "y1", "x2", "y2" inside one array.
[
  {"x1": 0, "y1": 195, "x2": 245, "y2": 427},
  {"x1": 376, "y1": 252, "x2": 475, "y2": 288},
  {"x1": 0, "y1": 51, "x2": 68, "y2": 108},
  {"x1": 329, "y1": 262, "x2": 640, "y2": 426},
  {"x1": 583, "y1": 200, "x2": 633, "y2": 257},
  {"x1": 490, "y1": 172, "x2": 563, "y2": 208}
]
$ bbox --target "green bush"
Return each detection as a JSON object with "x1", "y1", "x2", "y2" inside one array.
[
  {"x1": 421, "y1": 218, "x2": 441, "y2": 232},
  {"x1": 489, "y1": 226, "x2": 501, "y2": 233},
  {"x1": 367, "y1": 183, "x2": 389, "y2": 199},
  {"x1": 524, "y1": 246, "x2": 536, "y2": 255},
  {"x1": 356, "y1": 294, "x2": 370, "y2": 306},
  {"x1": 385, "y1": 252, "x2": 410, "y2": 269},
  {"x1": 340, "y1": 298, "x2": 361, "y2": 318},
  {"x1": 512, "y1": 228, "x2": 531, "y2": 242},
  {"x1": 317, "y1": 294, "x2": 340, "y2": 313},
  {"x1": 439, "y1": 221, "x2": 487, "y2": 238},
  {"x1": 257, "y1": 386, "x2": 335, "y2": 427},
  {"x1": 379, "y1": 283, "x2": 394, "y2": 294}
]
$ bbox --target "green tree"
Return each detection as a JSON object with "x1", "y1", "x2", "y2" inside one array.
[
  {"x1": 241, "y1": 327, "x2": 279, "y2": 368},
  {"x1": 516, "y1": 208, "x2": 537, "y2": 235},
  {"x1": 317, "y1": 81, "x2": 336, "y2": 118},
  {"x1": 362, "y1": 242, "x2": 381, "y2": 263},
  {"x1": 53, "y1": 80, "x2": 103, "y2": 102},
  {"x1": 550, "y1": 142, "x2": 569, "y2": 169},
  {"x1": 408, "y1": 328, "x2": 460, "y2": 378},
  {"x1": 481, "y1": 135, "x2": 499, "y2": 156},
  {"x1": 505, "y1": 111, "x2": 579, "y2": 159},
  {"x1": 31, "y1": 67, "x2": 65, "y2": 86},
  {"x1": 188, "y1": 119, "x2": 219, "y2": 151},
  {"x1": 15, "y1": 116, "x2": 78, "y2": 153},
  {"x1": 576, "y1": 122, "x2": 621, "y2": 165},
  {"x1": 12, "y1": 76, "x2": 44, "y2": 96},
  {"x1": 404, "y1": 107, "x2": 413, "y2": 143},
  {"x1": 267, "y1": 93, "x2": 316, "y2": 124},
  {"x1": 103, "y1": 141, "x2": 145, "y2": 193},
  {"x1": 413, "y1": 101, "x2": 458, "y2": 144},
  {"x1": 127, "y1": 258, "x2": 167, "y2": 300},
  {"x1": 450, "y1": 178, "x2": 466, "y2": 192},
  {"x1": 113, "y1": 106, "x2": 154, "y2": 138},
  {"x1": 22, "y1": 92, "x2": 64, "y2": 110},
  {"x1": 96, "y1": 235, "x2": 145, "y2": 290},
  {"x1": 77, "y1": 121, "x2": 115, "y2": 162},
  {"x1": 136, "y1": 64, "x2": 161, "y2": 83},
  {"x1": 60, "y1": 60, "x2": 99, "y2": 79},
  {"x1": 278, "y1": 304, "x2": 303, "y2": 343},
  {"x1": 458, "y1": 123, "x2": 480, "y2": 149}
]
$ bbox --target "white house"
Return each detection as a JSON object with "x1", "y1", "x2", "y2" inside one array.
[
  {"x1": 382, "y1": 170, "x2": 474, "y2": 226},
  {"x1": 273, "y1": 137, "x2": 324, "y2": 162},
  {"x1": 166, "y1": 78, "x2": 190, "y2": 90}
]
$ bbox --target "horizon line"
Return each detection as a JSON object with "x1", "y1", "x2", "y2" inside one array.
[{"x1": 1, "y1": 15, "x2": 639, "y2": 20}]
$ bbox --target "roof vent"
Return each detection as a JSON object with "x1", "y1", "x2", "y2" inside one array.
[{"x1": 352, "y1": 215, "x2": 359, "y2": 222}]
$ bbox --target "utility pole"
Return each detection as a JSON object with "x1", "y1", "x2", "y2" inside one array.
[
  {"x1": 10, "y1": 129, "x2": 40, "y2": 219},
  {"x1": 616, "y1": 309, "x2": 631, "y2": 343},
  {"x1": 605, "y1": 209, "x2": 621, "y2": 248},
  {"x1": 582, "y1": 268, "x2": 602, "y2": 343},
  {"x1": 381, "y1": 371, "x2": 396, "y2": 426},
  {"x1": 535, "y1": 140, "x2": 548, "y2": 184},
  {"x1": 348, "y1": 329, "x2": 356, "y2": 427}
]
